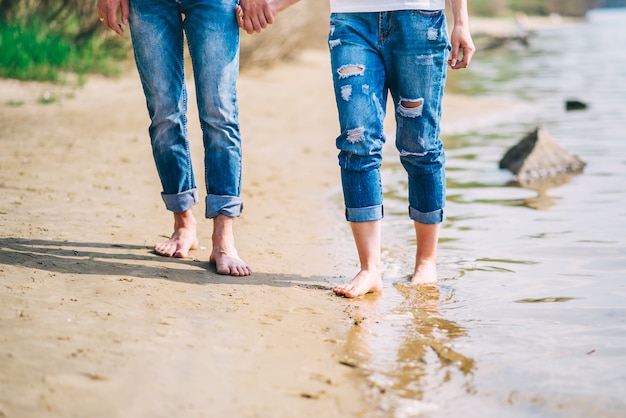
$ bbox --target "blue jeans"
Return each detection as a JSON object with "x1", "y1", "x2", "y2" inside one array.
[
  {"x1": 329, "y1": 11, "x2": 450, "y2": 224},
  {"x1": 129, "y1": 0, "x2": 242, "y2": 218}
]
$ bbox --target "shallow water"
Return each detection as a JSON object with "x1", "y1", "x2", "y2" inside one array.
[{"x1": 338, "y1": 8, "x2": 626, "y2": 417}]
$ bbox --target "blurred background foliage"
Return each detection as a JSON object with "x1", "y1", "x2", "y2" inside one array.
[
  {"x1": 0, "y1": 0, "x2": 101, "y2": 43},
  {"x1": 0, "y1": 0, "x2": 128, "y2": 82},
  {"x1": 469, "y1": 0, "x2": 606, "y2": 17},
  {"x1": 0, "y1": 0, "x2": 624, "y2": 82}
]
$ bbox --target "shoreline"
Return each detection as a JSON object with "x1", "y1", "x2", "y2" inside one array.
[
  {"x1": 0, "y1": 49, "x2": 372, "y2": 418},
  {"x1": 0, "y1": 15, "x2": 552, "y2": 417}
]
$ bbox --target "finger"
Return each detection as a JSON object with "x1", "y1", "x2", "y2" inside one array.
[
  {"x1": 245, "y1": 15, "x2": 264, "y2": 33},
  {"x1": 450, "y1": 57, "x2": 466, "y2": 69},
  {"x1": 97, "y1": 7, "x2": 106, "y2": 25},
  {"x1": 251, "y1": 7, "x2": 273, "y2": 32},
  {"x1": 455, "y1": 58, "x2": 469, "y2": 69},
  {"x1": 448, "y1": 45, "x2": 459, "y2": 68},
  {"x1": 110, "y1": 14, "x2": 123, "y2": 35},
  {"x1": 252, "y1": 14, "x2": 268, "y2": 32},
  {"x1": 463, "y1": 46, "x2": 475, "y2": 67},
  {"x1": 235, "y1": 6, "x2": 245, "y2": 29},
  {"x1": 243, "y1": 17, "x2": 256, "y2": 34},
  {"x1": 104, "y1": 10, "x2": 124, "y2": 36},
  {"x1": 455, "y1": 45, "x2": 475, "y2": 69},
  {"x1": 121, "y1": 0, "x2": 130, "y2": 25},
  {"x1": 264, "y1": 7, "x2": 274, "y2": 25}
]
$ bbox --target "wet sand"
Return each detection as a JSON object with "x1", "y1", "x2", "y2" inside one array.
[{"x1": 0, "y1": 15, "x2": 555, "y2": 418}]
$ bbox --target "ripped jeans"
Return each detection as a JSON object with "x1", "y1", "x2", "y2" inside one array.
[{"x1": 329, "y1": 11, "x2": 451, "y2": 224}]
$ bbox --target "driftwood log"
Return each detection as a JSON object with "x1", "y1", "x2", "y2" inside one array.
[{"x1": 499, "y1": 126, "x2": 586, "y2": 181}]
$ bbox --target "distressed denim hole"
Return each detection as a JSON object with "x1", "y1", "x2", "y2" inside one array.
[
  {"x1": 347, "y1": 127, "x2": 366, "y2": 144},
  {"x1": 338, "y1": 64, "x2": 365, "y2": 79},
  {"x1": 341, "y1": 85, "x2": 352, "y2": 101},
  {"x1": 398, "y1": 98, "x2": 424, "y2": 118},
  {"x1": 329, "y1": 38, "x2": 341, "y2": 49}
]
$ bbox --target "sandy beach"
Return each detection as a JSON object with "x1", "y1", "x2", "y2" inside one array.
[{"x1": 0, "y1": 13, "x2": 546, "y2": 417}]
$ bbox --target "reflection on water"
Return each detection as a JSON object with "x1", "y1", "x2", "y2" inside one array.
[
  {"x1": 515, "y1": 296, "x2": 577, "y2": 304},
  {"x1": 509, "y1": 173, "x2": 577, "y2": 210},
  {"x1": 339, "y1": 7, "x2": 626, "y2": 418},
  {"x1": 341, "y1": 285, "x2": 473, "y2": 417}
]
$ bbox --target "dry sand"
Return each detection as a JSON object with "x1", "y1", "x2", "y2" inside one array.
[{"x1": 0, "y1": 13, "x2": 550, "y2": 418}]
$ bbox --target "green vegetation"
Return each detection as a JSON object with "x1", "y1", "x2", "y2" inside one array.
[
  {"x1": 0, "y1": 0, "x2": 128, "y2": 83},
  {"x1": 0, "y1": 0, "x2": 617, "y2": 83},
  {"x1": 0, "y1": 20, "x2": 126, "y2": 82},
  {"x1": 468, "y1": 0, "x2": 604, "y2": 16},
  {"x1": 467, "y1": 0, "x2": 508, "y2": 17}
]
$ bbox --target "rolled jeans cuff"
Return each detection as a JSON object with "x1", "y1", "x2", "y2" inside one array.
[
  {"x1": 205, "y1": 195, "x2": 243, "y2": 218},
  {"x1": 409, "y1": 206, "x2": 444, "y2": 224},
  {"x1": 345, "y1": 205, "x2": 384, "y2": 223},
  {"x1": 161, "y1": 189, "x2": 199, "y2": 213}
]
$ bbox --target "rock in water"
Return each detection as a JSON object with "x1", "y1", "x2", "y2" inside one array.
[
  {"x1": 565, "y1": 99, "x2": 588, "y2": 111},
  {"x1": 499, "y1": 126, "x2": 586, "y2": 181}
]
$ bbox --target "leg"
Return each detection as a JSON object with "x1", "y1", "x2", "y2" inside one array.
[
  {"x1": 397, "y1": 96, "x2": 442, "y2": 285},
  {"x1": 209, "y1": 214, "x2": 251, "y2": 276},
  {"x1": 154, "y1": 209, "x2": 199, "y2": 258},
  {"x1": 185, "y1": 2, "x2": 242, "y2": 203},
  {"x1": 333, "y1": 220, "x2": 383, "y2": 298},
  {"x1": 129, "y1": 0, "x2": 201, "y2": 255},
  {"x1": 329, "y1": 13, "x2": 388, "y2": 297},
  {"x1": 411, "y1": 221, "x2": 440, "y2": 285},
  {"x1": 385, "y1": 10, "x2": 450, "y2": 284},
  {"x1": 184, "y1": 1, "x2": 249, "y2": 274}
]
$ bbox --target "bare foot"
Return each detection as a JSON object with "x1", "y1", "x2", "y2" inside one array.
[
  {"x1": 209, "y1": 215, "x2": 251, "y2": 276},
  {"x1": 154, "y1": 210, "x2": 199, "y2": 258},
  {"x1": 333, "y1": 269, "x2": 383, "y2": 298},
  {"x1": 210, "y1": 248, "x2": 251, "y2": 276},
  {"x1": 409, "y1": 260, "x2": 438, "y2": 286}
]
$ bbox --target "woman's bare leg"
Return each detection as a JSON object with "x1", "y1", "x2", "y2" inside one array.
[
  {"x1": 410, "y1": 221, "x2": 440, "y2": 285},
  {"x1": 334, "y1": 220, "x2": 383, "y2": 298}
]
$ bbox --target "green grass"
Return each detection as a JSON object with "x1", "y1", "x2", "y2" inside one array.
[
  {"x1": 468, "y1": 0, "x2": 508, "y2": 16},
  {"x1": 0, "y1": 19, "x2": 127, "y2": 83}
]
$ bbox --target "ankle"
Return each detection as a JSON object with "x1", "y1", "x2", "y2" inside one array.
[
  {"x1": 360, "y1": 260, "x2": 382, "y2": 272},
  {"x1": 415, "y1": 256, "x2": 437, "y2": 270},
  {"x1": 411, "y1": 260, "x2": 438, "y2": 285},
  {"x1": 174, "y1": 210, "x2": 197, "y2": 229}
]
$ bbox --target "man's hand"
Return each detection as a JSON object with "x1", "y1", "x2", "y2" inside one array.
[
  {"x1": 238, "y1": 0, "x2": 274, "y2": 34},
  {"x1": 96, "y1": 0, "x2": 130, "y2": 37}
]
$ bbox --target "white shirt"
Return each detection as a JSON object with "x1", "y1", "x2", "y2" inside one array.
[{"x1": 330, "y1": 0, "x2": 446, "y2": 13}]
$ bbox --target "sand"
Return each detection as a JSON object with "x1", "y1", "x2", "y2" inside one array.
[{"x1": 0, "y1": 14, "x2": 543, "y2": 417}]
